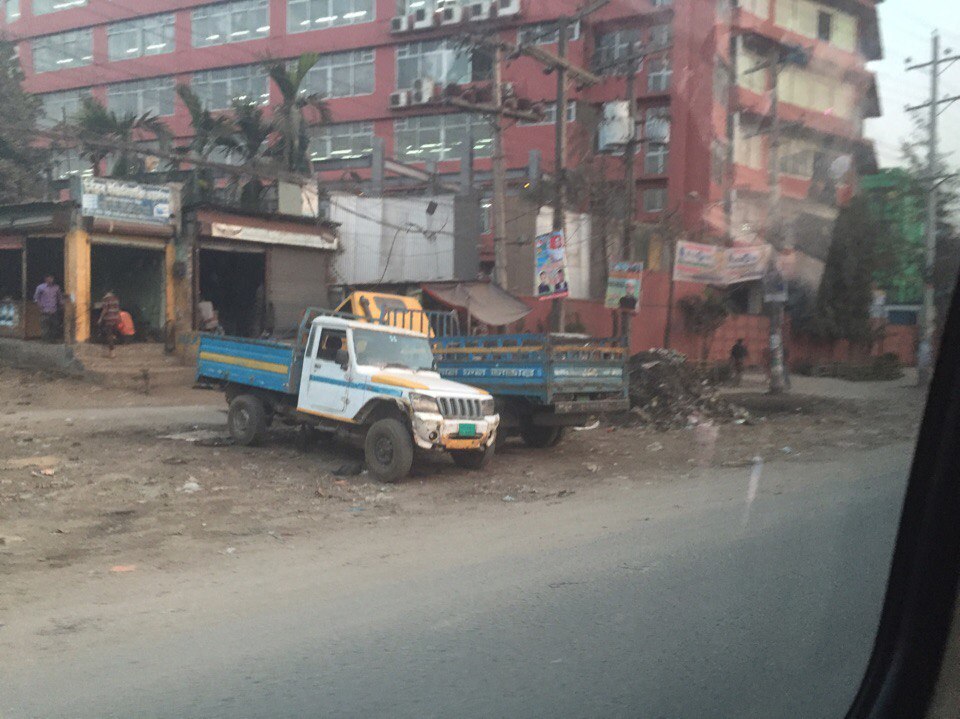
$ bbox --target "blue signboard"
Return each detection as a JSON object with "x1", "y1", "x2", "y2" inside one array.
[{"x1": 77, "y1": 177, "x2": 172, "y2": 226}]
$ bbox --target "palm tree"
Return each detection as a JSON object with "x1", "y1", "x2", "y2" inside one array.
[
  {"x1": 219, "y1": 99, "x2": 274, "y2": 207},
  {"x1": 175, "y1": 84, "x2": 234, "y2": 199},
  {"x1": 71, "y1": 96, "x2": 170, "y2": 178},
  {"x1": 264, "y1": 53, "x2": 331, "y2": 174}
]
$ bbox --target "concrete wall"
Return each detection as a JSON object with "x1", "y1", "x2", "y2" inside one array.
[{"x1": 0, "y1": 338, "x2": 82, "y2": 375}]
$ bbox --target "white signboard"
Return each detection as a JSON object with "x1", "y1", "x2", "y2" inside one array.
[{"x1": 211, "y1": 222, "x2": 338, "y2": 251}]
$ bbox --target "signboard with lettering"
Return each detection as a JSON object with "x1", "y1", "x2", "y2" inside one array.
[
  {"x1": 78, "y1": 178, "x2": 172, "y2": 226},
  {"x1": 604, "y1": 262, "x2": 644, "y2": 312},
  {"x1": 673, "y1": 241, "x2": 725, "y2": 284},
  {"x1": 534, "y1": 230, "x2": 569, "y2": 300},
  {"x1": 725, "y1": 245, "x2": 771, "y2": 285},
  {"x1": 211, "y1": 223, "x2": 338, "y2": 251}
]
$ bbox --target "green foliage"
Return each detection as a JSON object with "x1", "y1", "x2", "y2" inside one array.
[
  {"x1": 73, "y1": 96, "x2": 170, "y2": 178},
  {"x1": 0, "y1": 40, "x2": 46, "y2": 201},
  {"x1": 678, "y1": 289, "x2": 729, "y2": 361},
  {"x1": 794, "y1": 354, "x2": 903, "y2": 382},
  {"x1": 810, "y1": 196, "x2": 879, "y2": 344},
  {"x1": 264, "y1": 54, "x2": 331, "y2": 174}
]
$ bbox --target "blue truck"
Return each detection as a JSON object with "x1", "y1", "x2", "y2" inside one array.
[
  {"x1": 432, "y1": 333, "x2": 630, "y2": 448},
  {"x1": 196, "y1": 307, "x2": 499, "y2": 483}
]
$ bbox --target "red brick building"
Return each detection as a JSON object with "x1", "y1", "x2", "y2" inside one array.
[{"x1": 4, "y1": 0, "x2": 881, "y2": 286}]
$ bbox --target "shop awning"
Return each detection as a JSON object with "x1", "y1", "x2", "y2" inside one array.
[{"x1": 422, "y1": 282, "x2": 531, "y2": 326}]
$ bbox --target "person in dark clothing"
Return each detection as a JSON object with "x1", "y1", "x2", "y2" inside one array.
[
  {"x1": 730, "y1": 338, "x2": 749, "y2": 387},
  {"x1": 98, "y1": 291, "x2": 121, "y2": 358},
  {"x1": 537, "y1": 271, "x2": 552, "y2": 295}
]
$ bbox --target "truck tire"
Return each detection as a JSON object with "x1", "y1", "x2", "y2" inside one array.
[
  {"x1": 519, "y1": 424, "x2": 565, "y2": 449},
  {"x1": 451, "y1": 444, "x2": 495, "y2": 470},
  {"x1": 364, "y1": 418, "x2": 414, "y2": 483},
  {"x1": 228, "y1": 394, "x2": 267, "y2": 446}
]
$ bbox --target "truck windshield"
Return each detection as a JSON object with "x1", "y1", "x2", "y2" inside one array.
[{"x1": 353, "y1": 328, "x2": 435, "y2": 372}]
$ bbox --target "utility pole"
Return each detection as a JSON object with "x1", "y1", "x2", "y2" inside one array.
[
  {"x1": 905, "y1": 33, "x2": 960, "y2": 384},
  {"x1": 767, "y1": 58, "x2": 787, "y2": 394},
  {"x1": 553, "y1": 16, "x2": 569, "y2": 332},
  {"x1": 621, "y1": 48, "x2": 639, "y2": 262},
  {"x1": 491, "y1": 42, "x2": 509, "y2": 289}
]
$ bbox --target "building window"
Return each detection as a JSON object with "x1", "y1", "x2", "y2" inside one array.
[
  {"x1": 517, "y1": 20, "x2": 580, "y2": 45},
  {"x1": 647, "y1": 57, "x2": 672, "y2": 92},
  {"x1": 107, "y1": 77, "x2": 176, "y2": 117},
  {"x1": 300, "y1": 49, "x2": 375, "y2": 99},
  {"x1": 33, "y1": 0, "x2": 85, "y2": 15},
  {"x1": 643, "y1": 187, "x2": 667, "y2": 212},
  {"x1": 651, "y1": 0, "x2": 672, "y2": 5},
  {"x1": 817, "y1": 11, "x2": 832, "y2": 41},
  {"x1": 397, "y1": 40, "x2": 490, "y2": 90},
  {"x1": 518, "y1": 101, "x2": 577, "y2": 126},
  {"x1": 193, "y1": 65, "x2": 270, "y2": 110},
  {"x1": 479, "y1": 196, "x2": 492, "y2": 234},
  {"x1": 5, "y1": 0, "x2": 20, "y2": 23},
  {"x1": 711, "y1": 140, "x2": 727, "y2": 185},
  {"x1": 308, "y1": 121, "x2": 374, "y2": 162},
  {"x1": 394, "y1": 113, "x2": 493, "y2": 162},
  {"x1": 192, "y1": 0, "x2": 269, "y2": 48},
  {"x1": 50, "y1": 148, "x2": 93, "y2": 180},
  {"x1": 643, "y1": 107, "x2": 670, "y2": 175},
  {"x1": 32, "y1": 29, "x2": 92, "y2": 73},
  {"x1": 649, "y1": 23, "x2": 672, "y2": 48},
  {"x1": 288, "y1": 0, "x2": 374, "y2": 33},
  {"x1": 38, "y1": 88, "x2": 88, "y2": 127},
  {"x1": 108, "y1": 14, "x2": 175, "y2": 61},
  {"x1": 593, "y1": 28, "x2": 641, "y2": 75}
]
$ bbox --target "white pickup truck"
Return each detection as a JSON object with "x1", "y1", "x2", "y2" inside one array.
[{"x1": 196, "y1": 309, "x2": 499, "y2": 483}]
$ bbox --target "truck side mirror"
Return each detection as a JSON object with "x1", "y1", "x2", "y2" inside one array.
[{"x1": 335, "y1": 349, "x2": 349, "y2": 370}]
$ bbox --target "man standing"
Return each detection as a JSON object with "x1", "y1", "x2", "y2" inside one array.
[
  {"x1": 730, "y1": 338, "x2": 749, "y2": 387},
  {"x1": 33, "y1": 274, "x2": 63, "y2": 342}
]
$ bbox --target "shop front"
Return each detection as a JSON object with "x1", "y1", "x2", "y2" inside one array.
[
  {"x1": 187, "y1": 207, "x2": 339, "y2": 338},
  {"x1": 0, "y1": 202, "x2": 74, "y2": 341}
]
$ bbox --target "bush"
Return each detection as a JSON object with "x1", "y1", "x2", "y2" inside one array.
[{"x1": 800, "y1": 354, "x2": 903, "y2": 382}]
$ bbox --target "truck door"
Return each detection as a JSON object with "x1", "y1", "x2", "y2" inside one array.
[{"x1": 299, "y1": 327, "x2": 352, "y2": 420}]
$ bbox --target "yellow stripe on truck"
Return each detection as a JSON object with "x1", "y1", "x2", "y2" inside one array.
[
  {"x1": 371, "y1": 374, "x2": 429, "y2": 390},
  {"x1": 200, "y1": 351, "x2": 288, "y2": 375}
]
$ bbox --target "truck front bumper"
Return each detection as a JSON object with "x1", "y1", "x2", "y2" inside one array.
[{"x1": 411, "y1": 412, "x2": 500, "y2": 452}]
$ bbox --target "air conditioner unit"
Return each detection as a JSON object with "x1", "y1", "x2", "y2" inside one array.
[
  {"x1": 389, "y1": 90, "x2": 411, "y2": 108},
  {"x1": 412, "y1": 6, "x2": 436, "y2": 30},
  {"x1": 390, "y1": 15, "x2": 410, "y2": 33},
  {"x1": 439, "y1": 5, "x2": 464, "y2": 24},
  {"x1": 412, "y1": 77, "x2": 437, "y2": 104},
  {"x1": 496, "y1": 0, "x2": 522, "y2": 17},
  {"x1": 468, "y1": 1, "x2": 493, "y2": 21}
]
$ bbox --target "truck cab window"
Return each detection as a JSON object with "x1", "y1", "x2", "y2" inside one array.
[{"x1": 316, "y1": 329, "x2": 347, "y2": 362}]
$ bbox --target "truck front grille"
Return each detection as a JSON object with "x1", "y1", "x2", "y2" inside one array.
[{"x1": 438, "y1": 397, "x2": 483, "y2": 419}]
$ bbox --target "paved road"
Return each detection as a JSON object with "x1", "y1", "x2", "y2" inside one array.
[{"x1": 3, "y1": 445, "x2": 909, "y2": 719}]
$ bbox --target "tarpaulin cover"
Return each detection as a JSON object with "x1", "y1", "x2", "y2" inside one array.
[{"x1": 422, "y1": 282, "x2": 531, "y2": 326}]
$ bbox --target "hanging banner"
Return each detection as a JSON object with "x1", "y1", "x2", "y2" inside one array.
[
  {"x1": 725, "y1": 245, "x2": 771, "y2": 285},
  {"x1": 534, "y1": 230, "x2": 570, "y2": 300},
  {"x1": 673, "y1": 241, "x2": 725, "y2": 284},
  {"x1": 77, "y1": 177, "x2": 173, "y2": 226},
  {"x1": 605, "y1": 262, "x2": 644, "y2": 312},
  {"x1": 674, "y1": 241, "x2": 776, "y2": 286}
]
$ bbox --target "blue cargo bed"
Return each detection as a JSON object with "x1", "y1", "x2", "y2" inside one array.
[{"x1": 196, "y1": 334, "x2": 297, "y2": 395}]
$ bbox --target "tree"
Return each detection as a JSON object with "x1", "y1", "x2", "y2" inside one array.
[
  {"x1": 678, "y1": 289, "x2": 730, "y2": 362},
  {"x1": 72, "y1": 96, "x2": 170, "y2": 178},
  {"x1": 0, "y1": 40, "x2": 46, "y2": 202},
  {"x1": 810, "y1": 196, "x2": 880, "y2": 344},
  {"x1": 219, "y1": 99, "x2": 274, "y2": 207},
  {"x1": 175, "y1": 84, "x2": 234, "y2": 198},
  {"x1": 265, "y1": 54, "x2": 331, "y2": 173}
]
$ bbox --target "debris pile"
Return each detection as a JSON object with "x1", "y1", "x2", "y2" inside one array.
[{"x1": 625, "y1": 349, "x2": 748, "y2": 430}]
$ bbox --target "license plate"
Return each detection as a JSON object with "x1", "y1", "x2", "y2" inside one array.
[{"x1": 458, "y1": 423, "x2": 477, "y2": 438}]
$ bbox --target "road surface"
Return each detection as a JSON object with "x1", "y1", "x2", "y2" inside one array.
[{"x1": 2, "y1": 443, "x2": 909, "y2": 719}]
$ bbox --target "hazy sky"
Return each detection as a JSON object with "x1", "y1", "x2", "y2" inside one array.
[{"x1": 865, "y1": 0, "x2": 960, "y2": 168}]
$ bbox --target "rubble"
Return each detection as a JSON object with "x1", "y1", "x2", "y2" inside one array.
[{"x1": 624, "y1": 349, "x2": 749, "y2": 430}]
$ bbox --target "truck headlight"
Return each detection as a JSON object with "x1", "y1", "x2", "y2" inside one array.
[
  {"x1": 480, "y1": 398, "x2": 495, "y2": 416},
  {"x1": 410, "y1": 393, "x2": 440, "y2": 414}
]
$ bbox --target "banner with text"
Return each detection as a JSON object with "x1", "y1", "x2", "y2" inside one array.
[
  {"x1": 534, "y1": 230, "x2": 570, "y2": 300},
  {"x1": 605, "y1": 262, "x2": 644, "y2": 312},
  {"x1": 674, "y1": 241, "x2": 773, "y2": 286}
]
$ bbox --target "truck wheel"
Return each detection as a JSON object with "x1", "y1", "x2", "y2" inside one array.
[
  {"x1": 519, "y1": 425, "x2": 564, "y2": 449},
  {"x1": 228, "y1": 394, "x2": 267, "y2": 446},
  {"x1": 451, "y1": 444, "x2": 495, "y2": 470},
  {"x1": 364, "y1": 418, "x2": 414, "y2": 483}
]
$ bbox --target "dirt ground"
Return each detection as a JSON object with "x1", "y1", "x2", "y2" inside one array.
[{"x1": 0, "y1": 366, "x2": 924, "y2": 611}]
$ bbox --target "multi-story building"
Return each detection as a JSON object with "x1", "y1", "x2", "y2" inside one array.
[{"x1": 4, "y1": 0, "x2": 881, "y2": 293}]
